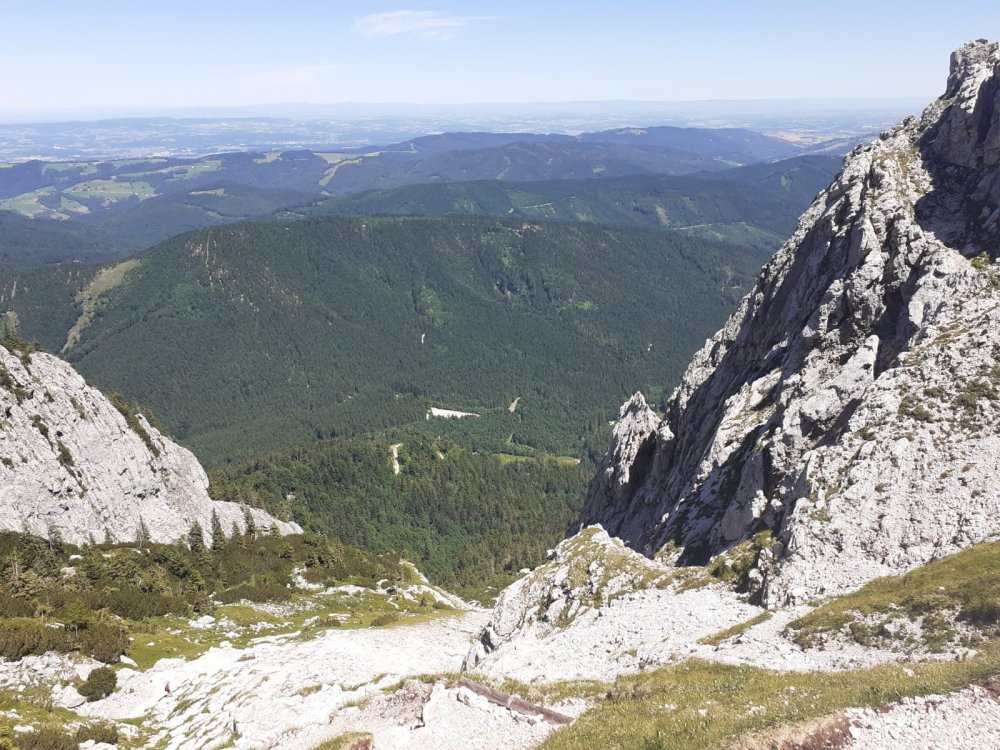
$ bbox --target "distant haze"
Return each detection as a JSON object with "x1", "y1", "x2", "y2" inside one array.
[
  {"x1": 0, "y1": 98, "x2": 926, "y2": 161},
  {"x1": 1, "y1": 1, "x2": 998, "y2": 113}
]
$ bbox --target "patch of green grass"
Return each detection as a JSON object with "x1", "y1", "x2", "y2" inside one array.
[
  {"x1": 369, "y1": 611, "x2": 401, "y2": 627},
  {"x1": 0, "y1": 187, "x2": 62, "y2": 218},
  {"x1": 63, "y1": 179, "x2": 156, "y2": 205},
  {"x1": 698, "y1": 611, "x2": 773, "y2": 647},
  {"x1": 214, "y1": 604, "x2": 281, "y2": 628},
  {"x1": 154, "y1": 160, "x2": 222, "y2": 181},
  {"x1": 0, "y1": 687, "x2": 80, "y2": 724},
  {"x1": 0, "y1": 688, "x2": 116, "y2": 750},
  {"x1": 675, "y1": 532, "x2": 775, "y2": 593},
  {"x1": 127, "y1": 587, "x2": 459, "y2": 669},
  {"x1": 539, "y1": 644, "x2": 1000, "y2": 750},
  {"x1": 62, "y1": 258, "x2": 142, "y2": 352},
  {"x1": 494, "y1": 453, "x2": 581, "y2": 466},
  {"x1": 787, "y1": 538, "x2": 1000, "y2": 650},
  {"x1": 495, "y1": 676, "x2": 609, "y2": 706},
  {"x1": 127, "y1": 619, "x2": 217, "y2": 670},
  {"x1": 309, "y1": 731, "x2": 373, "y2": 749}
]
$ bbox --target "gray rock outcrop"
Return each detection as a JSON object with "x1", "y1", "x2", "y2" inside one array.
[
  {"x1": 580, "y1": 40, "x2": 1000, "y2": 605},
  {"x1": 0, "y1": 343, "x2": 300, "y2": 545}
]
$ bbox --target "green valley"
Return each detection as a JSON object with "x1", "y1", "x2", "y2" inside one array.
[{"x1": 9, "y1": 216, "x2": 759, "y2": 465}]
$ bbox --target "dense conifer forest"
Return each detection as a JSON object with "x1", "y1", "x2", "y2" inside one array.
[
  {"x1": 18, "y1": 215, "x2": 759, "y2": 464},
  {"x1": 209, "y1": 434, "x2": 591, "y2": 592}
]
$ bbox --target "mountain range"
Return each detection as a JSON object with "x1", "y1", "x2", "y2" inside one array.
[{"x1": 0, "y1": 125, "x2": 830, "y2": 266}]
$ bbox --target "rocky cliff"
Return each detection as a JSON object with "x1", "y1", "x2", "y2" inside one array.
[
  {"x1": 580, "y1": 40, "x2": 1000, "y2": 606},
  {"x1": 0, "y1": 342, "x2": 299, "y2": 544}
]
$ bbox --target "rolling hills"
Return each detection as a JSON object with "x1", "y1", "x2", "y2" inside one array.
[
  {"x1": 0, "y1": 126, "x2": 808, "y2": 266},
  {"x1": 309, "y1": 155, "x2": 840, "y2": 253}
]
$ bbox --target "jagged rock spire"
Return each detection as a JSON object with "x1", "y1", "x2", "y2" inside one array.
[{"x1": 581, "y1": 40, "x2": 1000, "y2": 605}]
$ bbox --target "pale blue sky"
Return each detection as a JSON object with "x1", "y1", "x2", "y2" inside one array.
[{"x1": 2, "y1": 1, "x2": 998, "y2": 111}]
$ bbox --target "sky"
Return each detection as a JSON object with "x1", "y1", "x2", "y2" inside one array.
[{"x1": 2, "y1": 0, "x2": 998, "y2": 113}]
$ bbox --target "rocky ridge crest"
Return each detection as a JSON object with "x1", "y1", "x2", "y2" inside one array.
[
  {"x1": 579, "y1": 40, "x2": 1000, "y2": 606},
  {"x1": 0, "y1": 343, "x2": 299, "y2": 544}
]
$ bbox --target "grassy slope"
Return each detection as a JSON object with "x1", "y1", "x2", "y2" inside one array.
[
  {"x1": 535, "y1": 537, "x2": 1000, "y2": 749},
  {"x1": 541, "y1": 649, "x2": 1000, "y2": 750},
  {"x1": 787, "y1": 538, "x2": 1000, "y2": 650}
]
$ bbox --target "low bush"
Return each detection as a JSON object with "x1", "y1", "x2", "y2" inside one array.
[
  {"x1": 74, "y1": 721, "x2": 118, "y2": 745},
  {"x1": 11, "y1": 728, "x2": 76, "y2": 750},
  {"x1": 0, "y1": 619, "x2": 127, "y2": 663},
  {"x1": 215, "y1": 580, "x2": 292, "y2": 604},
  {"x1": 79, "y1": 623, "x2": 129, "y2": 663},
  {"x1": 0, "y1": 619, "x2": 71, "y2": 660},
  {"x1": 79, "y1": 666, "x2": 117, "y2": 702}
]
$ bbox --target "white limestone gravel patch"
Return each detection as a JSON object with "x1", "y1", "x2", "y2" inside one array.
[
  {"x1": 841, "y1": 681, "x2": 1000, "y2": 749},
  {"x1": 471, "y1": 581, "x2": 977, "y2": 684},
  {"x1": 691, "y1": 606, "x2": 960, "y2": 672},
  {"x1": 298, "y1": 680, "x2": 583, "y2": 750},
  {"x1": 471, "y1": 585, "x2": 760, "y2": 683},
  {"x1": 78, "y1": 611, "x2": 490, "y2": 750}
]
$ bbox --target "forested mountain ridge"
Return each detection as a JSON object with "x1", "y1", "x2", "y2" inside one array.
[
  {"x1": 0, "y1": 211, "x2": 121, "y2": 266},
  {"x1": 309, "y1": 155, "x2": 841, "y2": 253},
  {"x1": 0, "y1": 126, "x2": 806, "y2": 266},
  {"x1": 3, "y1": 215, "x2": 760, "y2": 465},
  {"x1": 387, "y1": 124, "x2": 801, "y2": 162}
]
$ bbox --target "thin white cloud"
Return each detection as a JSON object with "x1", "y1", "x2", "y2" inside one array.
[{"x1": 352, "y1": 10, "x2": 497, "y2": 41}]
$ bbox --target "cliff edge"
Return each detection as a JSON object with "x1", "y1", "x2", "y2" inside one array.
[{"x1": 0, "y1": 342, "x2": 299, "y2": 544}]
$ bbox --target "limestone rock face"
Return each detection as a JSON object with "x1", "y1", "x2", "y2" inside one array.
[
  {"x1": 582, "y1": 393, "x2": 662, "y2": 536},
  {"x1": 0, "y1": 344, "x2": 300, "y2": 545},
  {"x1": 580, "y1": 40, "x2": 1000, "y2": 604},
  {"x1": 463, "y1": 526, "x2": 672, "y2": 671}
]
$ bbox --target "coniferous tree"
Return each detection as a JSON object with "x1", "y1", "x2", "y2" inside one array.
[
  {"x1": 187, "y1": 521, "x2": 206, "y2": 553},
  {"x1": 241, "y1": 506, "x2": 257, "y2": 539},
  {"x1": 210, "y1": 510, "x2": 225, "y2": 551},
  {"x1": 45, "y1": 524, "x2": 64, "y2": 554}
]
